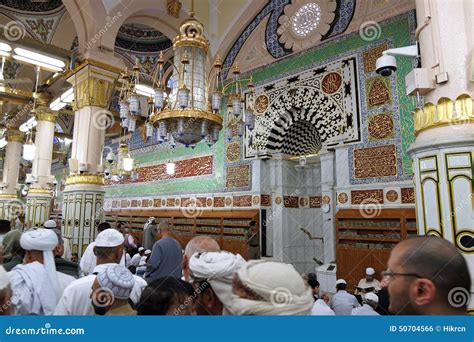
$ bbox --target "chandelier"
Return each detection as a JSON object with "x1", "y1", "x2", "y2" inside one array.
[{"x1": 118, "y1": 1, "x2": 256, "y2": 148}]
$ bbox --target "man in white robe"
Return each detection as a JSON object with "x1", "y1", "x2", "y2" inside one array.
[
  {"x1": 8, "y1": 229, "x2": 74, "y2": 315},
  {"x1": 80, "y1": 222, "x2": 128, "y2": 276},
  {"x1": 189, "y1": 251, "x2": 245, "y2": 315},
  {"x1": 130, "y1": 247, "x2": 144, "y2": 267},
  {"x1": 54, "y1": 228, "x2": 146, "y2": 315},
  {"x1": 352, "y1": 292, "x2": 380, "y2": 316}
]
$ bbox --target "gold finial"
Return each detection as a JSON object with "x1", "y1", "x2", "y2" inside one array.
[
  {"x1": 213, "y1": 55, "x2": 222, "y2": 68},
  {"x1": 158, "y1": 51, "x2": 165, "y2": 65},
  {"x1": 232, "y1": 65, "x2": 241, "y2": 75}
]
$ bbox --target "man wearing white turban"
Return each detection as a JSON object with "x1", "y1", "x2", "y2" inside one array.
[
  {"x1": 189, "y1": 251, "x2": 245, "y2": 315},
  {"x1": 229, "y1": 260, "x2": 314, "y2": 315},
  {"x1": 8, "y1": 229, "x2": 75, "y2": 315},
  {"x1": 54, "y1": 228, "x2": 146, "y2": 315}
]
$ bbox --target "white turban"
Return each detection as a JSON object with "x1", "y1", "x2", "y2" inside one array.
[
  {"x1": 20, "y1": 228, "x2": 60, "y2": 298},
  {"x1": 189, "y1": 251, "x2": 245, "y2": 314},
  {"x1": 229, "y1": 260, "x2": 314, "y2": 315}
]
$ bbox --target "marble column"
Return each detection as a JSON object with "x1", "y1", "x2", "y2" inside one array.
[
  {"x1": 409, "y1": 0, "x2": 474, "y2": 312},
  {"x1": 25, "y1": 107, "x2": 57, "y2": 228},
  {"x1": 319, "y1": 151, "x2": 336, "y2": 264},
  {"x1": 62, "y1": 61, "x2": 118, "y2": 257},
  {"x1": 0, "y1": 130, "x2": 24, "y2": 220}
]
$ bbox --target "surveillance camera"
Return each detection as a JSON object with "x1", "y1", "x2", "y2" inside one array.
[
  {"x1": 53, "y1": 179, "x2": 58, "y2": 186},
  {"x1": 106, "y1": 151, "x2": 116, "y2": 164},
  {"x1": 104, "y1": 169, "x2": 111, "y2": 177},
  {"x1": 25, "y1": 174, "x2": 35, "y2": 185},
  {"x1": 376, "y1": 54, "x2": 397, "y2": 77}
]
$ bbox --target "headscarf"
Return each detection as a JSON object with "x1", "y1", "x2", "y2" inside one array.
[
  {"x1": 229, "y1": 260, "x2": 314, "y2": 315},
  {"x1": 189, "y1": 251, "x2": 246, "y2": 314},
  {"x1": 2, "y1": 229, "x2": 21, "y2": 260},
  {"x1": 20, "y1": 229, "x2": 60, "y2": 298}
]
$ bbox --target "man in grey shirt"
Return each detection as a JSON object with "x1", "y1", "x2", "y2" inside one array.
[
  {"x1": 143, "y1": 217, "x2": 157, "y2": 251},
  {"x1": 145, "y1": 222, "x2": 182, "y2": 281},
  {"x1": 331, "y1": 279, "x2": 360, "y2": 315}
]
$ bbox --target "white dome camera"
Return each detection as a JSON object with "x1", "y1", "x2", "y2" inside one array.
[
  {"x1": 104, "y1": 169, "x2": 111, "y2": 178},
  {"x1": 376, "y1": 54, "x2": 397, "y2": 77}
]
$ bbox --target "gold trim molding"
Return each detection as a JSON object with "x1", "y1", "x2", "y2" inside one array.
[
  {"x1": 151, "y1": 109, "x2": 223, "y2": 128},
  {"x1": 413, "y1": 94, "x2": 474, "y2": 135},
  {"x1": 5, "y1": 130, "x2": 24, "y2": 143},
  {"x1": 28, "y1": 188, "x2": 51, "y2": 195},
  {"x1": 35, "y1": 107, "x2": 58, "y2": 123},
  {"x1": 66, "y1": 174, "x2": 105, "y2": 186},
  {"x1": 74, "y1": 76, "x2": 115, "y2": 110},
  {"x1": 0, "y1": 194, "x2": 17, "y2": 199}
]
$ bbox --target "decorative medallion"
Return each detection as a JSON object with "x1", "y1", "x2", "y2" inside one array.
[
  {"x1": 154, "y1": 198, "x2": 161, "y2": 207},
  {"x1": 366, "y1": 77, "x2": 391, "y2": 108},
  {"x1": 322, "y1": 195, "x2": 331, "y2": 204},
  {"x1": 225, "y1": 197, "x2": 232, "y2": 206},
  {"x1": 214, "y1": 197, "x2": 225, "y2": 207},
  {"x1": 254, "y1": 95, "x2": 269, "y2": 114},
  {"x1": 368, "y1": 113, "x2": 394, "y2": 140},
  {"x1": 175, "y1": 198, "x2": 181, "y2": 207},
  {"x1": 351, "y1": 189, "x2": 384, "y2": 205},
  {"x1": 121, "y1": 200, "x2": 128, "y2": 208},
  {"x1": 354, "y1": 144, "x2": 397, "y2": 179},
  {"x1": 386, "y1": 190, "x2": 398, "y2": 202},
  {"x1": 401, "y1": 188, "x2": 415, "y2": 204},
  {"x1": 338, "y1": 192, "x2": 348, "y2": 204},
  {"x1": 127, "y1": 200, "x2": 131, "y2": 207},
  {"x1": 321, "y1": 72, "x2": 342, "y2": 94},
  {"x1": 278, "y1": 0, "x2": 337, "y2": 52},
  {"x1": 206, "y1": 198, "x2": 213, "y2": 207},
  {"x1": 284, "y1": 196, "x2": 299, "y2": 208},
  {"x1": 167, "y1": 198, "x2": 176, "y2": 207},
  {"x1": 275, "y1": 196, "x2": 283, "y2": 205},
  {"x1": 261, "y1": 194, "x2": 272, "y2": 206},
  {"x1": 226, "y1": 142, "x2": 241, "y2": 162},
  {"x1": 309, "y1": 196, "x2": 322, "y2": 208},
  {"x1": 161, "y1": 199, "x2": 166, "y2": 207},
  {"x1": 226, "y1": 165, "x2": 251, "y2": 188},
  {"x1": 233, "y1": 195, "x2": 252, "y2": 207},
  {"x1": 253, "y1": 195, "x2": 260, "y2": 205},
  {"x1": 299, "y1": 197, "x2": 309, "y2": 207},
  {"x1": 196, "y1": 198, "x2": 206, "y2": 207}
]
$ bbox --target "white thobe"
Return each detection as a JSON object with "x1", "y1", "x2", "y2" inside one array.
[
  {"x1": 79, "y1": 242, "x2": 127, "y2": 276},
  {"x1": 130, "y1": 253, "x2": 141, "y2": 267},
  {"x1": 54, "y1": 263, "x2": 147, "y2": 315},
  {"x1": 8, "y1": 262, "x2": 74, "y2": 315},
  {"x1": 311, "y1": 299, "x2": 336, "y2": 316},
  {"x1": 352, "y1": 304, "x2": 380, "y2": 316},
  {"x1": 355, "y1": 278, "x2": 381, "y2": 294},
  {"x1": 331, "y1": 290, "x2": 360, "y2": 316}
]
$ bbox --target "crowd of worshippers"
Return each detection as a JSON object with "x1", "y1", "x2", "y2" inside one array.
[{"x1": 0, "y1": 216, "x2": 471, "y2": 316}]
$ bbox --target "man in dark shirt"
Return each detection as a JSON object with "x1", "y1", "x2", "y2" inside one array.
[
  {"x1": 145, "y1": 221, "x2": 182, "y2": 282},
  {"x1": 54, "y1": 236, "x2": 80, "y2": 278},
  {"x1": 246, "y1": 220, "x2": 260, "y2": 259}
]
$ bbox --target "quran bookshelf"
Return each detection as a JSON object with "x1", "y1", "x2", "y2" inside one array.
[
  {"x1": 335, "y1": 208, "x2": 417, "y2": 291},
  {"x1": 105, "y1": 210, "x2": 259, "y2": 259}
]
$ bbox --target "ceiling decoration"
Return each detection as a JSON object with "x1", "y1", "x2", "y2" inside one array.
[
  {"x1": 115, "y1": 24, "x2": 172, "y2": 52},
  {"x1": 0, "y1": 0, "x2": 64, "y2": 13},
  {"x1": 223, "y1": 0, "x2": 355, "y2": 76},
  {"x1": 278, "y1": 0, "x2": 337, "y2": 52},
  {"x1": 167, "y1": 0, "x2": 182, "y2": 18}
]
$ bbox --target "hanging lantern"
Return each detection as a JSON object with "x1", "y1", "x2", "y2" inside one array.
[
  {"x1": 225, "y1": 127, "x2": 233, "y2": 142},
  {"x1": 158, "y1": 121, "x2": 167, "y2": 139},
  {"x1": 178, "y1": 86, "x2": 190, "y2": 109},
  {"x1": 128, "y1": 95, "x2": 140, "y2": 115},
  {"x1": 212, "y1": 125, "x2": 220, "y2": 143},
  {"x1": 121, "y1": 117, "x2": 129, "y2": 129},
  {"x1": 146, "y1": 122, "x2": 154, "y2": 140},
  {"x1": 211, "y1": 92, "x2": 222, "y2": 113},
  {"x1": 200, "y1": 120, "x2": 208, "y2": 138},
  {"x1": 232, "y1": 96, "x2": 242, "y2": 117},
  {"x1": 154, "y1": 89, "x2": 165, "y2": 110},
  {"x1": 22, "y1": 133, "x2": 36, "y2": 161},
  {"x1": 119, "y1": 101, "x2": 129, "y2": 119},
  {"x1": 245, "y1": 108, "x2": 255, "y2": 131},
  {"x1": 177, "y1": 118, "x2": 185, "y2": 137},
  {"x1": 166, "y1": 161, "x2": 175, "y2": 175},
  {"x1": 122, "y1": 156, "x2": 134, "y2": 172},
  {"x1": 128, "y1": 117, "x2": 137, "y2": 132}
]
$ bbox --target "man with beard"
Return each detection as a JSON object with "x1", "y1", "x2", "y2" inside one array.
[
  {"x1": 384, "y1": 236, "x2": 471, "y2": 315},
  {"x1": 90, "y1": 264, "x2": 135, "y2": 315}
]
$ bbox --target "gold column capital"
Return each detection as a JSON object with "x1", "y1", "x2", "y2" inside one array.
[
  {"x1": 413, "y1": 93, "x2": 474, "y2": 135},
  {"x1": 35, "y1": 106, "x2": 58, "y2": 123},
  {"x1": 5, "y1": 130, "x2": 24, "y2": 143},
  {"x1": 65, "y1": 174, "x2": 105, "y2": 186},
  {"x1": 67, "y1": 60, "x2": 120, "y2": 111}
]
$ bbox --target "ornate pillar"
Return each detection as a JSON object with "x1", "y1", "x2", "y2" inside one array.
[
  {"x1": 0, "y1": 130, "x2": 24, "y2": 220},
  {"x1": 62, "y1": 61, "x2": 118, "y2": 256},
  {"x1": 409, "y1": 0, "x2": 474, "y2": 312},
  {"x1": 319, "y1": 151, "x2": 336, "y2": 264},
  {"x1": 25, "y1": 107, "x2": 57, "y2": 228}
]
